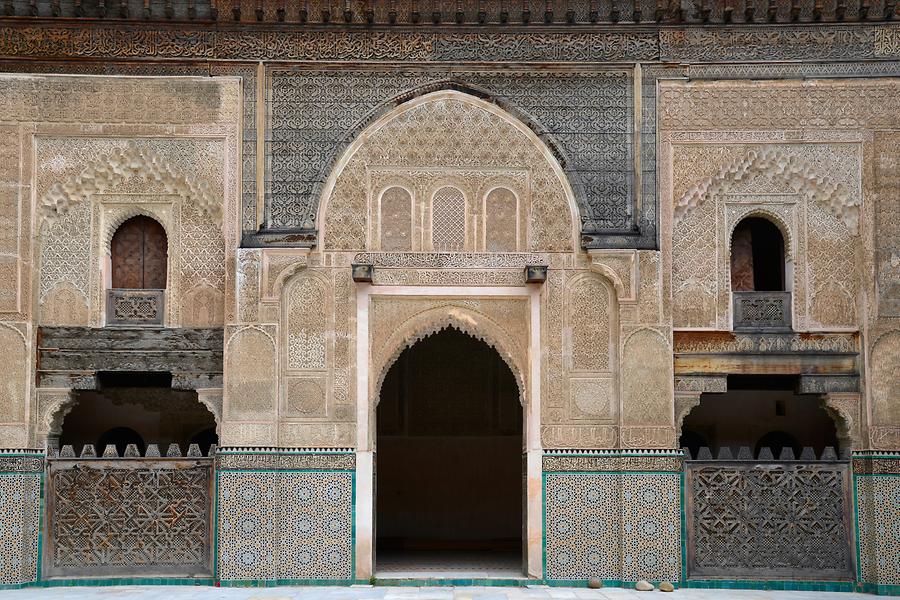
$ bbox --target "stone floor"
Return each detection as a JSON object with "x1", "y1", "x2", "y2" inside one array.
[
  {"x1": 0, "y1": 586, "x2": 876, "y2": 599},
  {"x1": 376, "y1": 550, "x2": 523, "y2": 578}
]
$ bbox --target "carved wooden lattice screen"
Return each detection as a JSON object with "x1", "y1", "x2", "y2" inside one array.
[
  {"x1": 45, "y1": 457, "x2": 213, "y2": 578},
  {"x1": 685, "y1": 459, "x2": 853, "y2": 581}
]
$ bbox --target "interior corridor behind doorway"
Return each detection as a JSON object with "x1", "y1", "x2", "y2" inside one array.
[{"x1": 376, "y1": 327, "x2": 523, "y2": 577}]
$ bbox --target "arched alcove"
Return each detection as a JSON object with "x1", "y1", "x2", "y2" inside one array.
[
  {"x1": 730, "y1": 216, "x2": 787, "y2": 292},
  {"x1": 58, "y1": 373, "x2": 218, "y2": 457},
  {"x1": 375, "y1": 327, "x2": 523, "y2": 577},
  {"x1": 679, "y1": 375, "x2": 842, "y2": 458}
]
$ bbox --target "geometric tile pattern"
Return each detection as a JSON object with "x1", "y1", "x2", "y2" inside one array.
[
  {"x1": 855, "y1": 472, "x2": 900, "y2": 586},
  {"x1": 544, "y1": 472, "x2": 680, "y2": 583},
  {"x1": 0, "y1": 474, "x2": 41, "y2": 585},
  {"x1": 621, "y1": 475, "x2": 681, "y2": 583},
  {"x1": 217, "y1": 470, "x2": 354, "y2": 582}
]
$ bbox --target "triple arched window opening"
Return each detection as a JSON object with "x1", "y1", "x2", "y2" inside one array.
[{"x1": 379, "y1": 184, "x2": 521, "y2": 252}]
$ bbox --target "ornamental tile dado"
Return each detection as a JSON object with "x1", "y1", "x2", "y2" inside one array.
[
  {"x1": 543, "y1": 453, "x2": 683, "y2": 473},
  {"x1": 855, "y1": 471, "x2": 900, "y2": 586},
  {"x1": 217, "y1": 469, "x2": 354, "y2": 582},
  {"x1": 543, "y1": 472, "x2": 681, "y2": 583},
  {"x1": 217, "y1": 451, "x2": 355, "y2": 471},
  {"x1": 0, "y1": 473, "x2": 41, "y2": 585}
]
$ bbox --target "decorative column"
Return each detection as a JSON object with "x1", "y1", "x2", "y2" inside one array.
[{"x1": 33, "y1": 387, "x2": 77, "y2": 451}]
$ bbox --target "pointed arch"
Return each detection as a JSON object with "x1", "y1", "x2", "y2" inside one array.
[
  {"x1": 372, "y1": 305, "x2": 528, "y2": 410},
  {"x1": 310, "y1": 80, "x2": 581, "y2": 227},
  {"x1": 317, "y1": 89, "x2": 579, "y2": 252}
]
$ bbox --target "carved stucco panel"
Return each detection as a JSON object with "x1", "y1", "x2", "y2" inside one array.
[
  {"x1": 870, "y1": 331, "x2": 900, "y2": 437},
  {"x1": 620, "y1": 327, "x2": 674, "y2": 448},
  {"x1": 658, "y1": 79, "x2": 900, "y2": 132},
  {"x1": 668, "y1": 142, "x2": 862, "y2": 331},
  {"x1": 35, "y1": 137, "x2": 230, "y2": 328},
  {"x1": 320, "y1": 91, "x2": 576, "y2": 253},
  {"x1": 0, "y1": 324, "x2": 28, "y2": 432},
  {"x1": 223, "y1": 325, "x2": 277, "y2": 422}
]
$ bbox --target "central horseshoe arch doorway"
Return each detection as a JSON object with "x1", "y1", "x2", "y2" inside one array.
[{"x1": 375, "y1": 327, "x2": 524, "y2": 578}]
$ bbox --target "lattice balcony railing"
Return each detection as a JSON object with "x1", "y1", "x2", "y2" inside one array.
[
  {"x1": 732, "y1": 290, "x2": 792, "y2": 332},
  {"x1": 106, "y1": 288, "x2": 165, "y2": 326}
]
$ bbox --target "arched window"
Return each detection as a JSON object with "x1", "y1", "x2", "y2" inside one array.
[
  {"x1": 431, "y1": 187, "x2": 466, "y2": 251},
  {"x1": 484, "y1": 187, "x2": 518, "y2": 252},
  {"x1": 111, "y1": 216, "x2": 168, "y2": 290},
  {"x1": 730, "y1": 217, "x2": 785, "y2": 292},
  {"x1": 379, "y1": 187, "x2": 413, "y2": 251}
]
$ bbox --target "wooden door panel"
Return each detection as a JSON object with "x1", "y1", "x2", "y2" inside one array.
[
  {"x1": 142, "y1": 218, "x2": 168, "y2": 289},
  {"x1": 111, "y1": 216, "x2": 167, "y2": 289}
]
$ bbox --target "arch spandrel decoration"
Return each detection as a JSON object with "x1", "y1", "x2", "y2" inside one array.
[
  {"x1": 369, "y1": 299, "x2": 531, "y2": 417},
  {"x1": 36, "y1": 139, "x2": 230, "y2": 328},
  {"x1": 672, "y1": 147, "x2": 862, "y2": 331},
  {"x1": 318, "y1": 91, "x2": 578, "y2": 254}
]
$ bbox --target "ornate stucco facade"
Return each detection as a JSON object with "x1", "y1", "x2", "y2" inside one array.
[{"x1": 0, "y1": 2, "x2": 896, "y2": 593}]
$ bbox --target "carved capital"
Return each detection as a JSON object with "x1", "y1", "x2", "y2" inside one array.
[
  {"x1": 820, "y1": 392, "x2": 862, "y2": 450},
  {"x1": 674, "y1": 391, "x2": 703, "y2": 440},
  {"x1": 34, "y1": 387, "x2": 77, "y2": 448},
  {"x1": 196, "y1": 388, "x2": 223, "y2": 435}
]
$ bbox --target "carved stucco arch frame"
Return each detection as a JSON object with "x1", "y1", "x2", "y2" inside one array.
[
  {"x1": 317, "y1": 89, "x2": 580, "y2": 252},
  {"x1": 725, "y1": 208, "x2": 797, "y2": 314},
  {"x1": 674, "y1": 147, "x2": 859, "y2": 235},
  {"x1": 371, "y1": 305, "x2": 528, "y2": 414},
  {"x1": 37, "y1": 384, "x2": 223, "y2": 450},
  {"x1": 309, "y1": 80, "x2": 584, "y2": 234}
]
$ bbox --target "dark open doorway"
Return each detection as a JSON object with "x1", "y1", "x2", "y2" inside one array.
[{"x1": 375, "y1": 327, "x2": 523, "y2": 577}]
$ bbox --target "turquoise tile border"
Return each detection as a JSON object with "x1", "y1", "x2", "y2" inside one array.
[
  {"x1": 684, "y1": 579, "x2": 855, "y2": 592},
  {"x1": 858, "y1": 582, "x2": 900, "y2": 596},
  {"x1": 372, "y1": 578, "x2": 531, "y2": 587},
  {"x1": 35, "y1": 472, "x2": 45, "y2": 585},
  {"x1": 219, "y1": 579, "x2": 356, "y2": 587},
  {"x1": 0, "y1": 578, "x2": 214, "y2": 590}
]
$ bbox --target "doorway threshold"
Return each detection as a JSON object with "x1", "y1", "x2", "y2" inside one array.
[{"x1": 375, "y1": 550, "x2": 526, "y2": 584}]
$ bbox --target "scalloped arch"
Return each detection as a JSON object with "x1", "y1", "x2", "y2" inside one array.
[
  {"x1": 101, "y1": 207, "x2": 172, "y2": 252},
  {"x1": 373, "y1": 305, "x2": 527, "y2": 410},
  {"x1": 727, "y1": 208, "x2": 795, "y2": 262}
]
